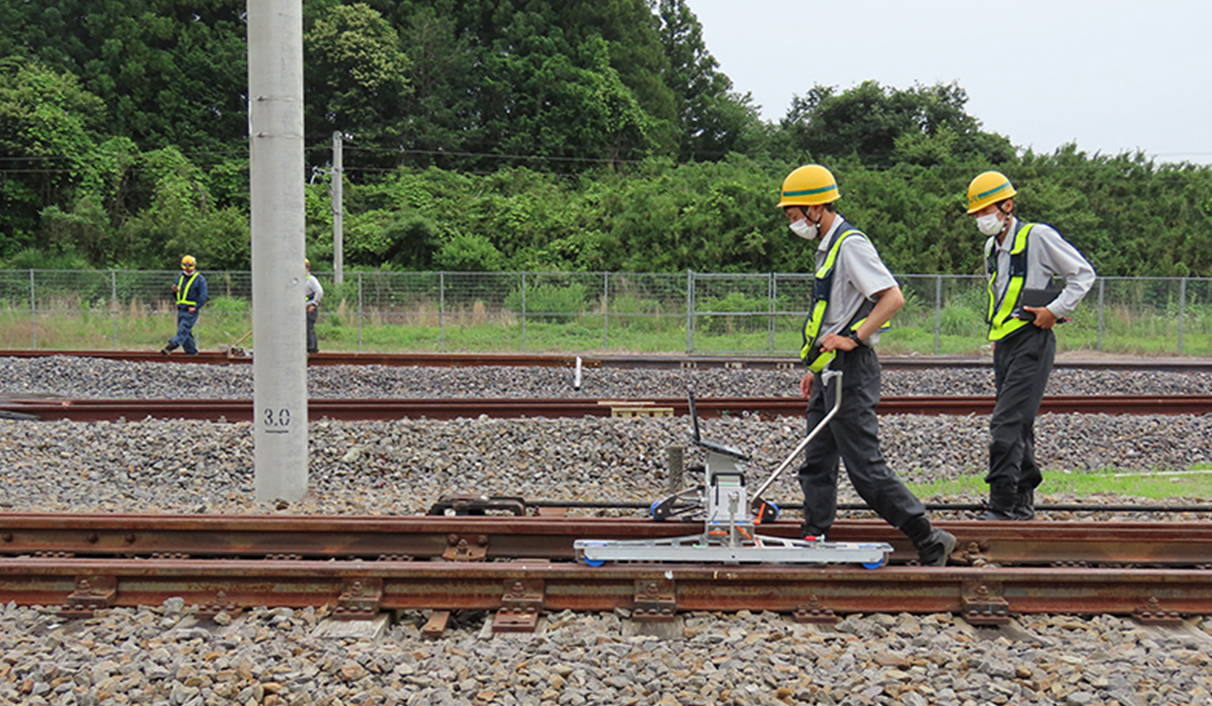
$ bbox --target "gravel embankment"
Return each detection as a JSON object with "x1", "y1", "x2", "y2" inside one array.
[{"x1": 1, "y1": 356, "x2": 1210, "y2": 706}]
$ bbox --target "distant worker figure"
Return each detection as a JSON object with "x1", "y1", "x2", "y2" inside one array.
[
  {"x1": 161, "y1": 255, "x2": 209, "y2": 355},
  {"x1": 966, "y1": 171, "x2": 1096, "y2": 520},
  {"x1": 781, "y1": 164, "x2": 955, "y2": 566},
  {"x1": 304, "y1": 258, "x2": 323, "y2": 354}
]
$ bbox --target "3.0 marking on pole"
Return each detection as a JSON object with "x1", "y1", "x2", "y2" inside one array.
[{"x1": 263, "y1": 408, "x2": 292, "y2": 432}]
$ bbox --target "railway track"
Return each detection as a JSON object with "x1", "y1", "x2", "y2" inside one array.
[
  {"x1": 1, "y1": 514, "x2": 1210, "y2": 629},
  {"x1": 5, "y1": 349, "x2": 1212, "y2": 372},
  {"x1": 3, "y1": 394, "x2": 1212, "y2": 422}
]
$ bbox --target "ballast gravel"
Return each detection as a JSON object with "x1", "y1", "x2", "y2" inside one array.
[{"x1": 1, "y1": 355, "x2": 1211, "y2": 706}]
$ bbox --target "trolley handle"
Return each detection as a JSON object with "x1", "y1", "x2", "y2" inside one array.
[{"x1": 749, "y1": 368, "x2": 843, "y2": 501}]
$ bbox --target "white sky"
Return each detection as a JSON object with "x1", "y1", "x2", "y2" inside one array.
[{"x1": 688, "y1": 0, "x2": 1212, "y2": 164}]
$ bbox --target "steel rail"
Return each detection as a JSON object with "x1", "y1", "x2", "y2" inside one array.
[
  {"x1": 3, "y1": 514, "x2": 1212, "y2": 567},
  {"x1": 3, "y1": 394, "x2": 1212, "y2": 422},
  {"x1": 1, "y1": 557, "x2": 1209, "y2": 624},
  {"x1": 4, "y1": 349, "x2": 1212, "y2": 372}
]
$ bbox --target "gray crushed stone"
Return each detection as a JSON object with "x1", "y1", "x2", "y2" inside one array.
[{"x1": 1, "y1": 356, "x2": 1211, "y2": 705}]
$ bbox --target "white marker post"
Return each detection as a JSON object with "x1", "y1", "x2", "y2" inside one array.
[{"x1": 248, "y1": 0, "x2": 308, "y2": 501}]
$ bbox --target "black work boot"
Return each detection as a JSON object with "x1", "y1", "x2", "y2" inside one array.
[
  {"x1": 160, "y1": 342, "x2": 177, "y2": 356},
  {"x1": 1011, "y1": 487, "x2": 1035, "y2": 521},
  {"x1": 900, "y1": 515, "x2": 956, "y2": 567},
  {"x1": 976, "y1": 482, "x2": 1018, "y2": 521},
  {"x1": 916, "y1": 529, "x2": 957, "y2": 567}
]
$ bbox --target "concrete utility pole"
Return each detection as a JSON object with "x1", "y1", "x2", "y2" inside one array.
[
  {"x1": 248, "y1": 0, "x2": 308, "y2": 501},
  {"x1": 332, "y1": 131, "x2": 344, "y2": 286}
]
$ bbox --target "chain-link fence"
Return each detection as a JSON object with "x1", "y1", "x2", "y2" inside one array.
[{"x1": 2, "y1": 269, "x2": 1210, "y2": 357}]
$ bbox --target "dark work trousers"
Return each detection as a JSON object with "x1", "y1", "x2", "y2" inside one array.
[
  {"x1": 798, "y1": 345, "x2": 926, "y2": 537},
  {"x1": 169, "y1": 307, "x2": 200, "y2": 354},
  {"x1": 988, "y1": 325, "x2": 1055, "y2": 494},
  {"x1": 306, "y1": 306, "x2": 319, "y2": 353}
]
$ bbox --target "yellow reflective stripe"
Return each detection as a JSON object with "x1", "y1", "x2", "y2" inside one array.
[
  {"x1": 815, "y1": 229, "x2": 858, "y2": 277},
  {"x1": 800, "y1": 229, "x2": 863, "y2": 367},
  {"x1": 799, "y1": 300, "x2": 829, "y2": 360},
  {"x1": 987, "y1": 224, "x2": 1034, "y2": 341},
  {"x1": 177, "y1": 272, "x2": 199, "y2": 306},
  {"x1": 804, "y1": 349, "x2": 836, "y2": 373}
]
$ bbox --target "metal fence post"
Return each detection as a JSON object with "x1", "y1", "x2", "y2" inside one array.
[
  {"x1": 521, "y1": 272, "x2": 527, "y2": 352},
  {"x1": 111, "y1": 270, "x2": 119, "y2": 349},
  {"x1": 439, "y1": 271, "x2": 446, "y2": 352},
  {"x1": 357, "y1": 272, "x2": 363, "y2": 352},
  {"x1": 1178, "y1": 276, "x2": 1188, "y2": 354},
  {"x1": 768, "y1": 273, "x2": 776, "y2": 354},
  {"x1": 685, "y1": 270, "x2": 694, "y2": 354},
  {"x1": 933, "y1": 274, "x2": 942, "y2": 355},
  {"x1": 28, "y1": 269, "x2": 36, "y2": 349},
  {"x1": 603, "y1": 272, "x2": 610, "y2": 349},
  {"x1": 1096, "y1": 278, "x2": 1105, "y2": 351}
]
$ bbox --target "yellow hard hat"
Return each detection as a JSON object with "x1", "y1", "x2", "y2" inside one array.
[
  {"x1": 777, "y1": 165, "x2": 841, "y2": 208},
  {"x1": 180, "y1": 255, "x2": 196, "y2": 269},
  {"x1": 966, "y1": 171, "x2": 1017, "y2": 214},
  {"x1": 305, "y1": 258, "x2": 310, "y2": 269}
]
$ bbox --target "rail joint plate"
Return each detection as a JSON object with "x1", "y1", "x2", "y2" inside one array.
[
  {"x1": 961, "y1": 581, "x2": 1011, "y2": 626},
  {"x1": 633, "y1": 578, "x2": 677, "y2": 622}
]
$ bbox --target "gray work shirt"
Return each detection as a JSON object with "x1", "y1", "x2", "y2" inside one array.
[
  {"x1": 305, "y1": 274, "x2": 324, "y2": 307},
  {"x1": 814, "y1": 215, "x2": 898, "y2": 345},
  {"x1": 985, "y1": 217, "x2": 1095, "y2": 319}
]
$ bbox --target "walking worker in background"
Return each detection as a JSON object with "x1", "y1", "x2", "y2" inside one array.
[
  {"x1": 161, "y1": 255, "x2": 208, "y2": 355},
  {"x1": 781, "y1": 164, "x2": 955, "y2": 566},
  {"x1": 966, "y1": 171, "x2": 1096, "y2": 520},
  {"x1": 304, "y1": 258, "x2": 323, "y2": 354}
]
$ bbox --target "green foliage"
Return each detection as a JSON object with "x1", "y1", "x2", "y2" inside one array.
[
  {"x1": 503, "y1": 281, "x2": 589, "y2": 323},
  {"x1": 938, "y1": 304, "x2": 986, "y2": 337},
  {"x1": 697, "y1": 291, "x2": 767, "y2": 335},
  {"x1": 656, "y1": 0, "x2": 761, "y2": 162},
  {"x1": 205, "y1": 295, "x2": 248, "y2": 315},
  {"x1": 783, "y1": 81, "x2": 1014, "y2": 168},
  {"x1": 304, "y1": 3, "x2": 412, "y2": 149},
  {"x1": 2, "y1": 248, "x2": 89, "y2": 270},
  {"x1": 2, "y1": 3, "x2": 1212, "y2": 281},
  {"x1": 434, "y1": 234, "x2": 505, "y2": 272},
  {"x1": 0, "y1": 56, "x2": 107, "y2": 254}
]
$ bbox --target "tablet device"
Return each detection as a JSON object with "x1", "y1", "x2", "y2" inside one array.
[{"x1": 1017, "y1": 288, "x2": 1057, "y2": 322}]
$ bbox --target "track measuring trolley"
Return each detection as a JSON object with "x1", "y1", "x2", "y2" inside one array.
[{"x1": 574, "y1": 369, "x2": 893, "y2": 568}]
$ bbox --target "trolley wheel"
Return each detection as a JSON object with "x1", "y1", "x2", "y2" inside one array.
[
  {"x1": 649, "y1": 500, "x2": 666, "y2": 521},
  {"x1": 861, "y1": 544, "x2": 886, "y2": 570},
  {"x1": 752, "y1": 499, "x2": 780, "y2": 523},
  {"x1": 580, "y1": 541, "x2": 607, "y2": 567}
]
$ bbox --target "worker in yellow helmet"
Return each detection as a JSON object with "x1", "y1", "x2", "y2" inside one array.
[
  {"x1": 161, "y1": 255, "x2": 209, "y2": 355},
  {"x1": 965, "y1": 171, "x2": 1096, "y2": 520},
  {"x1": 779, "y1": 164, "x2": 955, "y2": 566}
]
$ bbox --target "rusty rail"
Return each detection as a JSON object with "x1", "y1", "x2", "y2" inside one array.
[
  {"x1": 4, "y1": 514, "x2": 1211, "y2": 626},
  {"x1": 5, "y1": 349, "x2": 1212, "y2": 372},
  {"x1": 3, "y1": 394, "x2": 1212, "y2": 422},
  {"x1": 3, "y1": 514, "x2": 1212, "y2": 567},
  {"x1": 1, "y1": 558, "x2": 1208, "y2": 627}
]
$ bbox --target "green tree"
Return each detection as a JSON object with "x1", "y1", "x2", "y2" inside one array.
[
  {"x1": 782, "y1": 81, "x2": 1014, "y2": 168},
  {"x1": 656, "y1": 0, "x2": 762, "y2": 162},
  {"x1": 304, "y1": 3, "x2": 413, "y2": 150},
  {"x1": 0, "y1": 56, "x2": 106, "y2": 255},
  {"x1": 394, "y1": 4, "x2": 477, "y2": 166},
  {"x1": 0, "y1": 1, "x2": 248, "y2": 151}
]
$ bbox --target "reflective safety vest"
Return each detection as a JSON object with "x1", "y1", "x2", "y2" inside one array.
[
  {"x1": 985, "y1": 222, "x2": 1036, "y2": 341},
  {"x1": 800, "y1": 229, "x2": 889, "y2": 373},
  {"x1": 176, "y1": 271, "x2": 201, "y2": 306}
]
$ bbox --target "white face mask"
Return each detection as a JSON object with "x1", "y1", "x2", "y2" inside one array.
[
  {"x1": 789, "y1": 217, "x2": 819, "y2": 240},
  {"x1": 975, "y1": 211, "x2": 1005, "y2": 236}
]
